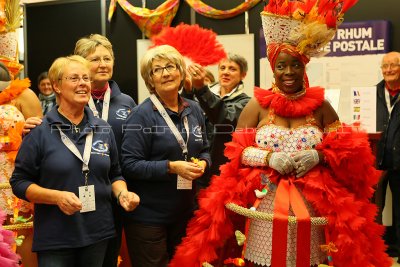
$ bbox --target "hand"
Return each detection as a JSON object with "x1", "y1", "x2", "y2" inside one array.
[
  {"x1": 118, "y1": 190, "x2": 140, "y2": 212},
  {"x1": 292, "y1": 150, "x2": 320, "y2": 177},
  {"x1": 23, "y1": 116, "x2": 42, "y2": 135},
  {"x1": 191, "y1": 157, "x2": 207, "y2": 173},
  {"x1": 169, "y1": 160, "x2": 205, "y2": 180},
  {"x1": 187, "y1": 64, "x2": 207, "y2": 89},
  {"x1": 268, "y1": 152, "x2": 296, "y2": 175},
  {"x1": 56, "y1": 191, "x2": 82, "y2": 215}
]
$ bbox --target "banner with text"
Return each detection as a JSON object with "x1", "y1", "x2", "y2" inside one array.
[
  {"x1": 325, "y1": 20, "x2": 390, "y2": 56},
  {"x1": 259, "y1": 20, "x2": 390, "y2": 58}
]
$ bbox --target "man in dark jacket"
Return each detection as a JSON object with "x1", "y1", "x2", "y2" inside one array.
[
  {"x1": 376, "y1": 51, "x2": 400, "y2": 259},
  {"x1": 183, "y1": 54, "x2": 251, "y2": 192}
]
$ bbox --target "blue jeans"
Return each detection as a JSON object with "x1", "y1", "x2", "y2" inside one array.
[{"x1": 37, "y1": 239, "x2": 109, "y2": 267}]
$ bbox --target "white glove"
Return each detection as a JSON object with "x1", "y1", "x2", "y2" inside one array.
[
  {"x1": 268, "y1": 152, "x2": 296, "y2": 175},
  {"x1": 292, "y1": 150, "x2": 320, "y2": 177}
]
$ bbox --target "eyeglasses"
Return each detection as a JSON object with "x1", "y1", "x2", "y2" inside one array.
[
  {"x1": 60, "y1": 75, "x2": 91, "y2": 83},
  {"x1": 87, "y1": 56, "x2": 113, "y2": 64},
  {"x1": 381, "y1": 63, "x2": 400, "y2": 70},
  {"x1": 151, "y1": 64, "x2": 177, "y2": 76}
]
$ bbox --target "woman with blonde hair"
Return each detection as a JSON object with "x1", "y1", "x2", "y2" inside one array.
[
  {"x1": 121, "y1": 45, "x2": 210, "y2": 266},
  {"x1": 74, "y1": 33, "x2": 137, "y2": 267},
  {"x1": 10, "y1": 55, "x2": 139, "y2": 267},
  {"x1": 23, "y1": 34, "x2": 137, "y2": 266}
]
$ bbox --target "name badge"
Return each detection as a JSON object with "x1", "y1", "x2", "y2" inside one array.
[
  {"x1": 79, "y1": 185, "x2": 96, "y2": 213},
  {"x1": 177, "y1": 175, "x2": 192, "y2": 190}
]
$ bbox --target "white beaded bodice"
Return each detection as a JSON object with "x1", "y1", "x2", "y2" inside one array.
[{"x1": 255, "y1": 124, "x2": 323, "y2": 153}]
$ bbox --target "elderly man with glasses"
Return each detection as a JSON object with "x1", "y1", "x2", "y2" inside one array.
[{"x1": 375, "y1": 51, "x2": 400, "y2": 262}]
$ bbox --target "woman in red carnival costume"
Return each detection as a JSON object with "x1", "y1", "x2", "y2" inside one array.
[{"x1": 169, "y1": 0, "x2": 392, "y2": 266}]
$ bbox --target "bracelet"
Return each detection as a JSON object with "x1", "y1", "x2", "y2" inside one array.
[
  {"x1": 241, "y1": 147, "x2": 270, "y2": 167},
  {"x1": 117, "y1": 190, "x2": 126, "y2": 206}
]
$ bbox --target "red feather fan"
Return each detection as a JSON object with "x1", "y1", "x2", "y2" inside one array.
[{"x1": 150, "y1": 23, "x2": 226, "y2": 66}]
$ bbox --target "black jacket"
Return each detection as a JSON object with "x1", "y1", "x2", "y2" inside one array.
[{"x1": 376, "y1": 79, "x2": 400, "y2": 170}]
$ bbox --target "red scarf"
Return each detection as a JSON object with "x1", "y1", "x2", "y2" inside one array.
[
  {"x1": 91, "y1": 83, "x2": 110, "y2": 101},
  {"x1": 385, "y1": 81, "x2": 400, "y2": 96},
  {"x1": 254, "y1": 86, "x2": 325, "y2": 117}
]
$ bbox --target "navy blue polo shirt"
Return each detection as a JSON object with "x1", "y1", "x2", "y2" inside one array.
[
  {"x1": 91, "y1": 80, "x2": 136, "y2": 156},
  {"x1": 10, "y1": 106, "x2": 124, "y2": 252},
  {"x1": 121, "y1": 96, "x2": 211, "y2": 225}
]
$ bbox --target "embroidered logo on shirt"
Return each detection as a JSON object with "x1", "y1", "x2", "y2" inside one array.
[
  {"x1": 116, "y1": 108, "x2": 131, "y2": 120},
  {"x1": 193, "y1": 126, "x2": 203, "y2": 140},
  {"x1": 92, "y1": 140, "x2": 110, "y2": 156}
]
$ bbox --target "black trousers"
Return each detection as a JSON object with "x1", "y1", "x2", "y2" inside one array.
[
  {"x1": 37, "y1": 239, "x2": 108, "y2": 267},
  {"x1": 124, "y1": 215, "x2": 192, "y2": 267},
  {"x1": 377, "y1": 170, "x2": 400, "y2": 252},
  {"x1": 102, "y1": 202, "x2": 123, "y2": 267}
]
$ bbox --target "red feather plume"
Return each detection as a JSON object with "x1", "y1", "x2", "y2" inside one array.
[{"x1": 150, "y1": 23, "x2": 226, "y2": 66}]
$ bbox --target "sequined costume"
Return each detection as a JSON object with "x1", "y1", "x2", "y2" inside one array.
[
  {"x1": 169, "y1": 86, "x2": 392, "y2": 267},
  {"x1": 0, "y1": 79, "x2": 33, "y2": 222},
  {"x1": 170, "y1": 0, "x2": 391, "y2": 264},
  {"x1": 244, "y1": 111, "x2": 325, "y2": 266},
  {"x1": 0, "y1": 105, "x2": 27, "y2": 215}
]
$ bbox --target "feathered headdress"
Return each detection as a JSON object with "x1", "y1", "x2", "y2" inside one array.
[
  {"x1": 261, "y1": 0, "x2": 358, "y2": 58},
  {"x1": 0, "y1": 0, "x2": 23, "y2": 77},
  {"x1": 150, "y1": 23, "x2": 226, "y2": 66}
]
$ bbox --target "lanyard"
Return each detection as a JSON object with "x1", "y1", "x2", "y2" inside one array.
[
  {"x1": 150, "y1": 94, "x2": 189, "y2": 160},
  {"x1": 56, "y1": 125, "x2": 93, "y2": 185},
  {"x1": 88, "y1": 87, "x2": 111, "y2": 122},
  {"x1": 385, "y1": 89, "x2": 400, "y2": 118}
]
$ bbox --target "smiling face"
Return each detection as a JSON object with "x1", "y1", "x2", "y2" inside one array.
[
  {"x1": 381, "y1": 52, "x2": 400, "y2": 84},
  {"x1": 273, "y1": 52, "x2": 305, "y2": 94},
  {"x1": 150, "y1": 58, "x2": 182, "y2": 97},
  {"x1": 218, "y1": 59, "x2": 246, "y2": 93},
  {"x1": 38, "y1": 78, "x2": 53, "y2": 96},
  {"x1": 86, "y1": 45, "x2": 114, "y2": 89},
  {"x1": 53, "y1": 61, "x2": 91, "y2": 110}
]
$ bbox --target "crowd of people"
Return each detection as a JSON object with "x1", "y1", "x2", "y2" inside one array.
[{"x1": 0, "y1": 3, "x2": 398, "y2": 267}]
